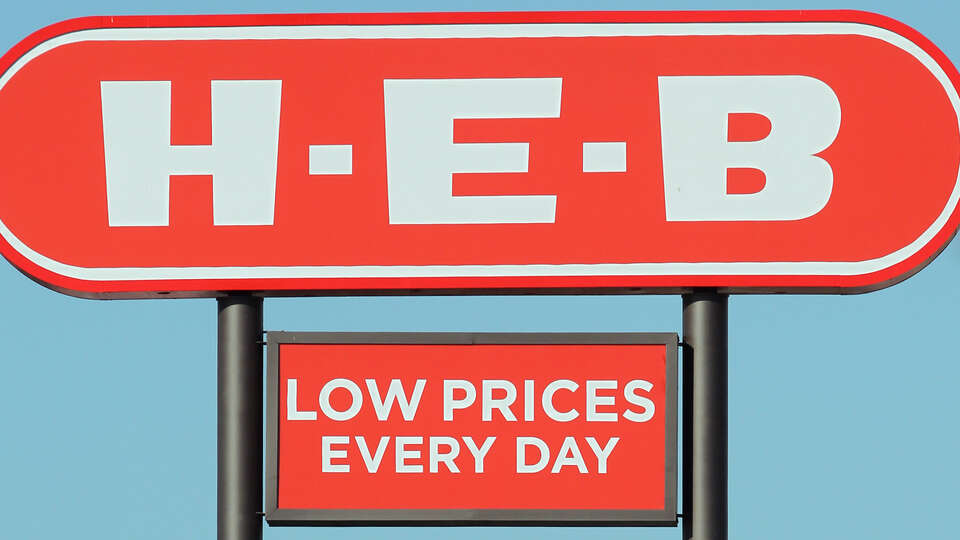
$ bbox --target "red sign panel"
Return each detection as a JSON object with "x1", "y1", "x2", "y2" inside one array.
[
  {"x1": 265, "y1": 333, "x2": 678, "y2": 524},
  {"x1": 1, "y1": 11, "x2": 959, "y2": 297}
]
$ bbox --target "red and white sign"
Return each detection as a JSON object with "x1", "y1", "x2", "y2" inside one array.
[
  {"x1": 1, "y1": 11, "x2": 959, "y2": 297},
  {"x1": 265, "y1": 333, "x2": 677, "y2": 524}
]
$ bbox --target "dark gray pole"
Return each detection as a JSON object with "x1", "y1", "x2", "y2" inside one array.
[
  {"x1": 218, "y1": 295, "x2": 264, "y2": 540},
  {"x1": 682, "y1": 290, "x2": 728, "y2": 540}
]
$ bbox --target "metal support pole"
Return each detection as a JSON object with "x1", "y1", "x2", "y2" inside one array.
[
  {"x1": 682, "y1": 290, "x2": 728, "y2": 540},
  {"x1": 218, "y1": 295, "x2": 264, "y2": 540}
]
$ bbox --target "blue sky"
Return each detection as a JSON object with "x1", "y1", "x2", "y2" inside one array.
[{"x1": 0, "y1": 1, "x2": 958, "y2": 539}]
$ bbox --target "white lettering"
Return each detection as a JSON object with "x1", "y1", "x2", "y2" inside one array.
[
  {"x1": 517, "y1": 436, "x2": 550, "y2": 473},
  {"x1": 286, "y1": 378, "x2": 317, "y2": 421},
  {"x1": 463, "y1": 436, "x2": 496, "y2": 473},
  {"x1": 365, "y1": 378, "x2": 426, "y2": 421},
  {"x1": 429, "y1": 436, "x2": 461, "y2": 473},
  {"x1": 443, "y1": 380, "x2": 476, "y2": 421},
  {"x1": 354, "y1": 436, "x2": 390, "y2": 473},
  {"x1": 658, "y1": 75, "x2": 841, "y2": 221},
  {"x1": 623, "y1": 379, "x2": 656, "y2": 422},
  {"x1": 482, "y1": 379, "x2": 518, "y2": 421},
  {"x1": 383, "y1": 78, "x2": 561, "y2": 224},
  {"x1": 542, "y1": 379, "x2": 579, "y2": 422},
  {"x1": 523, "y1": 379, "x2": 535, "y2": 421},
  {"x1": 585, "y1": 436, "x2": 620, "y2": 474},
  {"x1": 318, "y1": 378, "x2": 363, "y2": 421},
  {"x1": 395, "y1": 436, "x2": 423, "y2": 473},
  {"x1": 101, "y1": 80, "x2": 281, "y2": 226},
  {"x1": 321, "y1": 436, "x2": 350, "y2": 473},
  {"x1": 586, "y1": 380, "x2": 618, "y2": 422},
  {"x1": 551, "y1": 436, "x2": 588, "y2": 473}
]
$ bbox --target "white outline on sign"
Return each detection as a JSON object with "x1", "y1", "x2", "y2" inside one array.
[{"x1": 0, "y1": 22, "x2": 958, "y2": 282}]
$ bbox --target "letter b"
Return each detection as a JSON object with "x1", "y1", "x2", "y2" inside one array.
[{"x1": 658, "y1": 75, "x2": 841, "y2": 221}]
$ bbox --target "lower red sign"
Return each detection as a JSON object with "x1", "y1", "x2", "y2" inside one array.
[{"x1": 265, "y1": 332, "x2": 677, "y2": 525}]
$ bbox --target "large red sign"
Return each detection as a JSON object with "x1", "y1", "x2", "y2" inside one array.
[
  {"x1": 1, "y1": 11, "x2": 959, "y2": 297},
  {"x1": 265, "y1": 333, "x2": 677, "y2": 524}
]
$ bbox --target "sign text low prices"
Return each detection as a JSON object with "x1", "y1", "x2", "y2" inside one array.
[{"x1": 268, "y1": 335, "x2": 676, "y2": 520}]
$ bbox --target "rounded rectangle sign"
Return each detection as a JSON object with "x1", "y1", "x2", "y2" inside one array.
[
  {"x1": 264, "y1": 332, "x2": 678, "y2": 525},
  {"x1": 1, "y1": 11, "x2": 959, "y2": 297}
]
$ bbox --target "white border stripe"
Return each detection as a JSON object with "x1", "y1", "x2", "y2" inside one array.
[{"x1": 1, "y1": 22, "x2": 958, "y2": 282}]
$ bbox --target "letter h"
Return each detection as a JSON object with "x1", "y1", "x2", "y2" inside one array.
[{"x1": 100, "y1": 80, "x2": 281, "y2": 226}]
